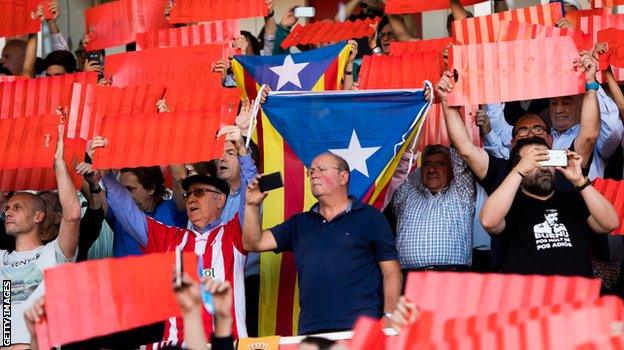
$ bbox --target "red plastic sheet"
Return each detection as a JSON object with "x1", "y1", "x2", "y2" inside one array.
[
  {"x1": 84, "y1": 0, "x2": 169, "y2": 51},
  {"x1": 580, "y1": 14, "x2": 624, "y2": 42},
  {"x1": 389, "y1": 37, "x2": 453, "y2": 56},
  {"x1": 93, "y1": 111, "x2": 227, "y2": 168},
  {"x1": 385, "y1": 0, "x2": 486, "y2": 14},
  {"x1": 281, "y1": 18, "x2": 378, "y2": 49},
  {"x1": 136, "y1": 20, "x2": 240, "y2": 58},
  {"x1": 350, "y1": 317, "x2": 385, "y2": 350},
  {"x1": 565, "y1": 8, "x2": 609, "y2": 28},
  {"x1": 497, "y1": 21, "x2": 575, "y2": 42},
  {"x1": 592, "y1": 0, "x2": 624, "y2": 8},
  {"x1": 34, "y1": 253, "x2": 198, "y2": 349},
  {"x1": 598, "y1": 28, "x2": 624, "y2": 81},
  {"x1": 0, "y1": 0, "x2": 40, "y2": 37},
  {"x1": 104, "y1": 44, "x2": 225, "y2": 88},
  {"x1": 447, "y1": 36, "x2": 584, "y2": 106},
  {"x1": 68, "y1": 84, "x2": 240, "y2": 141},
  {"x1": 358, "y1": 52, "x2": 443, "y2": 89},
  {"x1": 452, "y1": 3, "x2": 562, "y2": 44},
  {"x1": 418, "y1": 104, "x2": 481, "y2": 151},
  {"x1": 0, "y1": 114, "x2": 59, "y2": 169},
  {"x1": 593, "y1": 178, "x2": 624, "y2": 235},
  {"x1": 0, "y1": 72, "x2": 97, "y2": 120},
  {"x1": 404, "y1": 272, "x2": 601, "y2": 321},
  {"x1": 168, "y1": 0, "x2": 268, "y2": 24},
  {"x1": 0, "y1": 138, "x2": 86, "y2": 191}
]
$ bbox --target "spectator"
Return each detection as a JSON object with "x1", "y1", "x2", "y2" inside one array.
[
  {"x1": 243, "y1": 152, "x2": 402, "y2": 335},
  {"x1": 480, "y1": 138, "x2": 619, "y2": 276},
  {"x1": 0, "y1": 123, "x2": 81, "y2": 347},
  {"x1": 370, "y1": 16, "x2": 395, "y2": 55},
  {"x1": 42, "y1": 50, "x2": 77, "y2": 76},
  {"x1": 392, "y1": 143, "x2": 476, "y2": 273},
  {"x1": 0, "y1": 39, "x2": 26, "y2": 75},
  {"x1": 483, "y1": 51, "x2": 622, "y2": 180},
  {"x1": 336, "y1": 0, "x2": 385, "y2": 21},
  {"x1": 100, "y1": 170, "x2": 248, "y2": 342}
]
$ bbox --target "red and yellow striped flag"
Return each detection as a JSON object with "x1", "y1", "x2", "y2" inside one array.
[{"x1": 231, "y1": 43, "x2": 351, "y2": 336}]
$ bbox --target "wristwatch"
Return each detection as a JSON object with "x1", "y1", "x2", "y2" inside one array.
[
  {"x1": 383, "y1": 312, "x2": 394, "y2": 319},
  {"x1": 576, "y1": 177, "x2": 591, "y2": 191},
  {"x1": 585, "y1": 81, "x2": 600, "y2": 91}
]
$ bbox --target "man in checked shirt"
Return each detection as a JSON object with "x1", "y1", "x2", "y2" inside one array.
[{"x1": 391, "y1": 144, "x2": 476, "y2": 275}]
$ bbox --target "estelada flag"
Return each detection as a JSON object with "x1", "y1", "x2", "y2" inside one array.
[
  {"x1": 0, "y1": 0, "x2": 40, "y2": 38},
  {"x1": 92, "y1": 110, "x2": 230, "y2": 169},
  {"x1": 281, "y1": 18, "x2": 378, "y2": 49},
  {"x1": 231, "y1": 42, "x2": 351, "y2": 336},
  {"x1": 262, "y1": 89, "x2": 431, "y2": 201},
  {"x1": 84, "y1": 0, "x2": 169, "y2": 51},
  {"x1": 385, "y1": 0, "x2": 485, "y2": 14},
  {"x1": 136, "y1": 20, "x2": 240, "y2": 58},
  {"x1": 597, "y1": 28, "x2": 624, "y2": 81},
  {"x1": 451, "y1": 2, "x2": 562, "y2": 44},
  {"x1": 104, "y1": 44, "x2": 225, "y2": 88},
  {"x1": 448, "y1": 36, "x2": 584, "y2": 106},
  {"x1": 34, "y1": 253, "x2": 198, "y2": 350},
  {"x1": 168, "y1": 0, "x2": 267, "y2": 24},
  {"x1": 0, "y1": 72, "x2": 97, "y2": 121}
]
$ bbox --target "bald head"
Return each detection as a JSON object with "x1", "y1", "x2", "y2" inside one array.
[
  {"x1": 1, "y1": 39, "x2": 27, "y2": 75},
  {"x1": 4, "y1": 192, "x2": 46, "y2": 237}
]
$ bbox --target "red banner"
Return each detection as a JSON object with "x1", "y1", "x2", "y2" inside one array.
[
  {"x1": 592, "y1": 0, "x2": 624, "y2": 8},
  {"x1": 497, "y1": 21, "x2": 575, "y2": 42},
  {"x1": 0, "y1": 0, "x2": 40, "y2": 37},
  {"x1": 389, "y1": 37, "x2": 453, "y2": 56},
  {"x1": 565, "y1": 8, "x2": 609, "y2": 28},
  {"x1": 447, "y1": 36, "x2": 584, "y2": 106},
  {"x1": 385, "y1": 0, "x2": 486, "y2": 14},
  {"x1": 0, "y1": 114, "x2": 59, "y2": 169},
  {"x1": 0, "y1": 72, "x2": 97, "y2": 120},
  {"x1": 136, "y1": 20, "x2": 240, "y2": 58},
  {"x1": 281, "y1": 18, "x2": 378, "y2": 49},
  {"x1": 35, "y1": 253, "x2": 198, "y2": 349},
  {"x1": 68, "y1": 84, "x2": 240, "y2": 141},
  {"x1": 598, "y1": 28, "x2": 624, "y2": 81},
  {"x1": 593, "y1": 178, "x2": 624, "y2": 235},
  {"x1": 580, "y1": 14, "x2": 624, "y2": 42},
  {"x1": 93, "y1": 111, "x2": 227, "y2": 168},
  {"x1": 104, "y1": 44, "x2": 225, "y2": 88},
  {"x1": 349, "y1": 317, "x2": 385, "y2": 350},
  {"x1": 0, "y1": 137, "x2": 85, "y2": 191},
  {"x1": 168, "y1": 0, "x2": 268, "y2": 24},
  {"x1": 452, "y1": 3, "x2": 562, "y2": 44},
  {"x1": 358, "y1": 52, "x2": 443, "y2": 90},
  {"x1": 84, "y1": 0, "x2": 169, "y2": 51}
]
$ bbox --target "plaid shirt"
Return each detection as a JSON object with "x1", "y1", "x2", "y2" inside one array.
[{"x1": 392, "y1": 149, "x2": 476, "y2": 269}]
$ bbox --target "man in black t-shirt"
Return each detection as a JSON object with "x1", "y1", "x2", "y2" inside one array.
[{"x1": 479, "y1": 137, "x2": 619, "y2": 276}]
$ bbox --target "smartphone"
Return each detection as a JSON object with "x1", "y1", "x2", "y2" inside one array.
[
  {"x1": 175, "y1": 245, "x2": 183, "y2": 288},
  {"x1": 87, "y1": 51, "x2": 104, "y2": 80},
  {"x1": 294, "y1": 7, "x2": 315, "y2": 18},
  {"x1": 258, "y1": 172, "x2": 284, "y2": 192},
  {"x1": 539, "y1": 150, "x2": 568, "y2": 167}
]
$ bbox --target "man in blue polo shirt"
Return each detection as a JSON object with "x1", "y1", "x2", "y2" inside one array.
[{"x1": 242, "y1": 152, "x2": 402, "y2": 335}]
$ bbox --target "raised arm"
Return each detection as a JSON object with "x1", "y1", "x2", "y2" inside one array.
[
  {"x1": 102, "y1": 172, "x2": 149, "y2": 247},
  {"x1": 436, "y1": 71, "x2": 489, "y2": 180},
  {"x1": 21, "y1": 33, "x2": 37, "y2": 78},
  {"x1": 243, "y1": 175, "x2": 278, "y2": 252},
  {"x1": 54, "y1": 123, "x2": 81, "y2": 258},
  {"x1": 388, "y1": 15, "x2": 415, "y2": 42},
  {"x1": 573, "y1": 52, "x2": 600, "y2": 170},
  {"x1": 604, "y1": 69, "x2": 624, "y2": 120},
  {"x1": 479, "y1": 147, "x2": 549, "y2": 234}
]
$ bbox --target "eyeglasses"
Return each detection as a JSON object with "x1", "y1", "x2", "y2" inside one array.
[
  {"x1": 514, "y1": 125, "x2": 547, "y2": 137},
  {"x1": 306, "y1": 165, "x2": 342, "y2": 177},
  {"x1": 379, "y1": 31, "x2": 394, "y2": 39},
  {"x1": 183, "y1": 188, "x2": 222, "y2": 201}
]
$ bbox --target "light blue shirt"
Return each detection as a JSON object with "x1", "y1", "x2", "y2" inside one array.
[{"x1": 483, "y1": 86, "x2": 623, "y2": 179}]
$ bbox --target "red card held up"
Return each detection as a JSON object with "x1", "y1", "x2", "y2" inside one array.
[
  {"x1": 385, "y1": 0, "x2": 485, "y2": 14},
  {"x1": 0, "y1": 0, "x2": 40, "y2": 37},
  {"x1": 104, "y1": 44, "x2": 225, "y2": 88},
  {"x1": 168, "y1": 0, "x2": 268, "y2": 24}
]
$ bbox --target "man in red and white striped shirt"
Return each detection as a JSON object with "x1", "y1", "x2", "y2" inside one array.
[{"x1": 102, "y1": 173, "x2": 248, "y2": 344}]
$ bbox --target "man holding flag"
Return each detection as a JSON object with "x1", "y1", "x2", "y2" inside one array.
[{"x1": 242, "y1": 152, "x2": 402, "y2": 335}]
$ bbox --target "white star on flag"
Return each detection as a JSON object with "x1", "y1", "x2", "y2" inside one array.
[
  {"x1": 330, "y1": 130, "x2": 380, "y2": 178},
  {"x1": 269, "y1": 55, "x2": 309, "y2": 90}
]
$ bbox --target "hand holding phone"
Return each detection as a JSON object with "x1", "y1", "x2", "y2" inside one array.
[{"x1": 258, "y1": 172, "x2": 284, "y2": 192}]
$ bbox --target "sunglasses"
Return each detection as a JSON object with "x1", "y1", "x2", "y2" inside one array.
[{"x1": 182, "y1": 188, "x2": 222, "y2": 201}]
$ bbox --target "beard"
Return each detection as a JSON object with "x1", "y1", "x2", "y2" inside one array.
[{"x1": 522, "y1": 169, "x2": 555, "y2": 196}]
